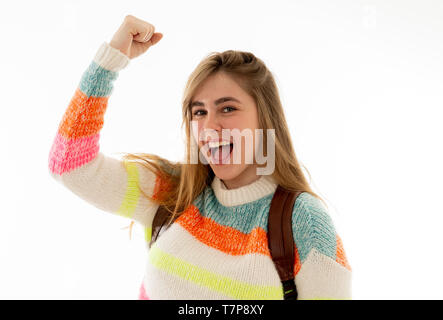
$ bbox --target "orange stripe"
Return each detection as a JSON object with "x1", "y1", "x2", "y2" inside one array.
[
  {"x1": 175, "y1": 204, "x2": 308, "y2": 277},
  {"x1": 176, "y1": 204, "x2": 271, "y2": 256},
  {"x1": 58, "y1": 88, "x2": 109, "y2": 139},
  {"x1": 336, "y1": 234, "x2": 352, "y2": 271},
  {"x1": 177, "y1": 205, "x2": 304, "y2": 277},
  {"x1": 293, "y1": 245, "x2": 302, "y2": 276},
  {"x1": 152, "y1": 174, "x2": 174, "y2": 201}
]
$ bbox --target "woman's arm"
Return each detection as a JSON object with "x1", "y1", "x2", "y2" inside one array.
[
  {"x1": 292, "y1": 193, "x2": 352, "y2": 300},
  {"x1": 48, "y1": 41, "x2": 160, "y2": 227},
  {"x1": 48, "y1": 16, "x2": 164, "y2": 229}
]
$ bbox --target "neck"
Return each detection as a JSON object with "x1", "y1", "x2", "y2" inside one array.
[
  {"x1": 211, "y1": 172, "x2": 278, "y2": 207},
  {"x1": 220, "y1": 165, "x2": 260, "y2": 189}
]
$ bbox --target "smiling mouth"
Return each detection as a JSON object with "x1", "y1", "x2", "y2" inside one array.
[{"x1": 207, "y1": 143, "x2": 234, "y2": 164}]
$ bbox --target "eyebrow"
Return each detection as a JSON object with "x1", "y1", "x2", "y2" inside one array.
[{"x1": 190, "y1": 97, "x2": 241, "y2": 108}]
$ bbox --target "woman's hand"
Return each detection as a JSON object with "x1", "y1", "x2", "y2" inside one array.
[{"x1": 109, "y1": 15, "x2": 163, "y2": 59}]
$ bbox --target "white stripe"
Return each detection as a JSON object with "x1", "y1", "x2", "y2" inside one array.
[
  {"x1": 211, "y1": 174, "x2": 278, "y2": 207},
  {"x1": 295, "y1": 248, "x2": 352, "y2": 299},
  {"x1": 93, "y1": 42, "x2": 130, "y2": 72},
  {"x1": 56, "y1": 152, "x2": 157, "y2": 227}
]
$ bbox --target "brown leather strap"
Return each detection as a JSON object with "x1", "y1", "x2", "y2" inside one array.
[
  {"x1": 268, "y1": 185, "x2": 302, "y2": 282},
  {"x1": 149, "y1": 205, "x2": 174, "y2": 249}
]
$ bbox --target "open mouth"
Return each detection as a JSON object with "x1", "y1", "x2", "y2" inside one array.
[{"x1": 208, "y1": 142, "x2": 234, "y2": 164}]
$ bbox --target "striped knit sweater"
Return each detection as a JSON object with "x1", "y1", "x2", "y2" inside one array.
[{"x1": 48, "y1": 42, "x2": 352, "y2": 300}]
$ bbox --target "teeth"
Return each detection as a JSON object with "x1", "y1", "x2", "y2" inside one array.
[{"x1": 207, "y1": 140, "x2": 231, "y2": 148}]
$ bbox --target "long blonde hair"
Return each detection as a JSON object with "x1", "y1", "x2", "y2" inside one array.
[{"x1": 120, "y1": 49, "x2": 326, "y2": 226}]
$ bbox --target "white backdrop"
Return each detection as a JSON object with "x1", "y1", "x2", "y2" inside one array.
[{"x1": 0, "y1": 0, "x2": 442, "y2": 299}]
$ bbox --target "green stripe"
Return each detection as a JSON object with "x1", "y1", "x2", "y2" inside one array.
[
  {"x1": 149, "y1": 245, "x2": 283, "y2": 300},
  {"x1": 79, "y1": 61, "x2": 118, "y2": 97},
  {"x1": 117, "y1": 161, "x2": 140, "y2": 218}
]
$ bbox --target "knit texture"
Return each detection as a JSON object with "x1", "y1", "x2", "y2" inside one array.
[{"x1": 48, "y1": 41, "x2": 352, "y2": 300}]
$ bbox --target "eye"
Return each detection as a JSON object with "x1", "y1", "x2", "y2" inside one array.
[
  {"x1": 222, "y1": 106, "x2": 236, "y2": 113},
  {"x1": 192, "y1": 106, "x2": 236, "y2": 117},
  {"x1": 192, "y1": 109, "x2": 206, "y2": 117}
]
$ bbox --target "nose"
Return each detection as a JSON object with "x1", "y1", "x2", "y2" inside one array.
[
  {"x1": 200, "y1": 112, "x2": 223, "y2": 143},
  {"x1": 202, "y1": 111, "x2": 222, "y2": 132}
]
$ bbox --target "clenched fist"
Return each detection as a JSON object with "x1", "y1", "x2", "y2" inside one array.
[{"x1": 109, "y1": 15, "x2": 163, "y2": 59}]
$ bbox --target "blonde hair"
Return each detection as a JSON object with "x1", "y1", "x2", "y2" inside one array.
[{"x1": 120, "y1": 49, "x2": 326, "y2": 228}]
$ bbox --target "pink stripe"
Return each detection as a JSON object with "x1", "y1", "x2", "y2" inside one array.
[
  {"x1": 48, "y1": 132, "x2": 100, "y2": 175},
  {"x1": 138, "y1": 282, "x2": 150, "y2": 300}
]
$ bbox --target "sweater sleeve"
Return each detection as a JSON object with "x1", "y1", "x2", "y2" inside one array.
[
  {"x1": 48, "y1": 41, "x2": 163, "y2": 231},
  {"x1": 291, "y1": 192, "x2": 352, "y2": 300}
]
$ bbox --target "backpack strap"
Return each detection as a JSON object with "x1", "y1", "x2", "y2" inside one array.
[
  {"x1": 148, "y1": 205, "x2": 176, "y2": 249},
  {"x1": 268, "y1": 185, "x2": 302, "y2": 300}
]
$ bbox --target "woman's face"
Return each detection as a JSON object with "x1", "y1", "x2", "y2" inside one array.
[{"x1": 190, "y1": 71, "x2": 260, "y2": 188}]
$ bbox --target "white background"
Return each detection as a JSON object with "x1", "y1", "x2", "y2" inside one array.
[{"x1": 0, "y1": 0, "x2": 442, "y2": 299}]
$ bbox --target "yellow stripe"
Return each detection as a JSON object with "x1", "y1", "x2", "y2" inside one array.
[
  {"x1": 149, "y1": 245, "x2": 283, "y2": 300},
  {"x1": 145, "y1": 226, "x2": 152, "y2": 242},
  {"x1": 117, "y1": 160, "x2": 140, "y2": 218}
]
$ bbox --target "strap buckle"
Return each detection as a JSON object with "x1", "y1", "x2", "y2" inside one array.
[{"x1": 282, "y1": 279, "x2": 298, "y2": 300}]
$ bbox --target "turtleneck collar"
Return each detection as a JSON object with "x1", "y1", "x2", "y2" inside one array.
[{"x1": 211, "y1": 174, "x2": 278, "y2": 207}]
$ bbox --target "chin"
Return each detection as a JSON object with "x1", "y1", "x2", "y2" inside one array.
[{"x1": 210, "y1": 164, "x2": 245, "y2": 181}]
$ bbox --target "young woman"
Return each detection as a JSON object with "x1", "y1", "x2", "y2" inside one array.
[{"x1": 48, "y1": 15, "x2": 352, "y2": 300}]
